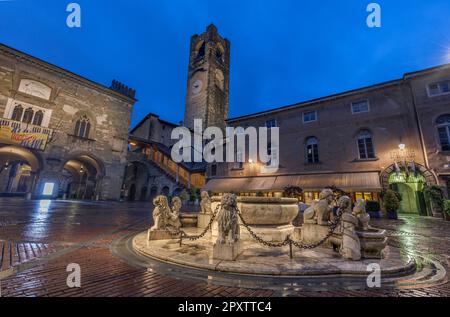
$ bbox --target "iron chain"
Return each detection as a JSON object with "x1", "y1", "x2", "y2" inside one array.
[
  {"x1": 237, "y1": 206, "x2": 344, "y2": 250},
  {"x1": 165, "y1": 204, "x2": 221, "y2": 241}
]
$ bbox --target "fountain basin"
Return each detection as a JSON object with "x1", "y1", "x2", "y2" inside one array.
[{"x1": 296, "y1": 224, "x2": 387, "y2": 259}]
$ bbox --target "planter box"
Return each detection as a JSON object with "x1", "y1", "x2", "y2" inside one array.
[
  {"x1": 444, "y1": 213, "x2": 450, "y2": 221},
  {"x1": 387, "y1": 211, "x2": 398, "y2": 220}
]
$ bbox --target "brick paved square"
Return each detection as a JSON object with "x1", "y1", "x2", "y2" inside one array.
[{"x1": 0, "y1": 198, "x2": 449, "y2": 297}]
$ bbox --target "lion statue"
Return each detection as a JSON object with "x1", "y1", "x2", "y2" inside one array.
[
  {"x1": 216, "y1": 193, "x2": 240, "y2": 245},
  {"x1": 352, "y1": 199, "x2": 371, "y2": 231},
  {"x1": 150, "y1": 195, "x2": 181, "y2": 231},
  {"x1": 303, "y1": 188, "x2": 334, "y2": 225},
  {"x1": 200, "y1": 191, "x2": 212, "y2": 214}
]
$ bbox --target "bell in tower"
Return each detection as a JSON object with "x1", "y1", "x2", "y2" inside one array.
[{"x1": 183, "y1": 24, "x2": 230, "y2": 131}]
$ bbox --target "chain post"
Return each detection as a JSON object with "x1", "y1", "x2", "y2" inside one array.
[{"x1": 288, "y1": 235, "x2": 293, "y2": 259}]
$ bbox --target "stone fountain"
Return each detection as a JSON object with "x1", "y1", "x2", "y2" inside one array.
[
  {"x1": 211, "y1": 195, "x2": 299, "y2": 242},
  {"x1": 131, "y1": 188, "x2": 412, "y2": 280}
]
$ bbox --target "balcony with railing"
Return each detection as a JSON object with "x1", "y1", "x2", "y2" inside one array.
[
  {"x1": 0, "y1": 117, "x2": 53, "y2": 136},
  {"x1": 0, "y1": 117, "x2": 54, "y2": 151}
]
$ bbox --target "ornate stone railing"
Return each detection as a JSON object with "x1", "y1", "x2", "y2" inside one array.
[{"x1": 0, "y1": 117, "x2": 53, "y2": 136}]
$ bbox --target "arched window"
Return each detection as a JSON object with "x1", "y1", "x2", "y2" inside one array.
[
  {"x1": 11, "y1": 105, "x2": 23, "y2": 121},
  {"x1": 216, "y1": 49, "x2": 224, "y2": 63},
  {"x1": 357, "y1": 130, "x2": 375, "y2": 159},
  {"x1": 437, "y1": 114, "x2": 450, "y2": 151},
  {"x1": 32, "y1": 110, "x2": 44, "y2": 126},
  {"x1": 215, "y1": 69, "x2": 225, "y2": 91},
  {"x1": 196, "y1": 42, "x2": 205, "y2": 60},
  {"x1": 74, "y1": 115, "x2": 91, "y2": 139},
  {"x1": 22, "y1": 108, "x2": 34, "y2": 124},
  {"x1": 306, "y1": 137, "x2": 319, "y2": 164}
]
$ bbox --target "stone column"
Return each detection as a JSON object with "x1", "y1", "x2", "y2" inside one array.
[{"x1": 26, "y1": 171, "x2": 38, "y2": 200}]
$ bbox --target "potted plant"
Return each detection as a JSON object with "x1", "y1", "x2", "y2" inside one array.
[
  {"x1": 366, "y1": 200, "x2": 382, "y2": 219},
  {"x1": 283, "y1": 186, "x2": 303, "y2": 199},
  {"x1": 444, "y1": 200, "x2": 450, "y2": 221},
  {"x1": 382, "y1": 189, "x2": 400, "y2": 220}
]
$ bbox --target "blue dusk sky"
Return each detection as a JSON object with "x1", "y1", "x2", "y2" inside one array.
[{"x1": 1, "y1": 0, "x2": 450, "y2": 128}]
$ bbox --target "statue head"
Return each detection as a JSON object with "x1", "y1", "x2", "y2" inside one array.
[
  {"x1": 153, "y1": 195, "x2": 169, "y2": 208},
  {"x1": 319, "y1": 189, "x2": 334, "y2": 203},
  {"x1": 353, "y1": 199, "x2": 366, "y2": 215},
  {"x1": 201, "y1": 191, "x2": 210, "y2": 201},
  {"x1": 172, "y1": 196, "x2": 182, "y2": 210},
  {"x1": 221, "y1": 193, "x2": 237, "y2": 210},
  {"x1": 338, "y1": 196, "x2": 352, "y2": 213}
]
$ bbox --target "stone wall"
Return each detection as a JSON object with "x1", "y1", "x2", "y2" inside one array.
[{"x1": 0, "y1": 45, "x2": 135, "y2": 200}]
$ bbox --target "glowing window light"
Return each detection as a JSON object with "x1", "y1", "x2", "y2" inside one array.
[{"x1": 42, "y1": 183, "x2": 55, "y2": 196}]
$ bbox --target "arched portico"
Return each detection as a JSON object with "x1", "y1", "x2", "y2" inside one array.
[
  {"x1": 60, "y1": 152, "x2": 105, "y2": 200},
  {"x1": 0, "y1": 145, "x2": 42, "y2": 197},
  {"x1": 123, "y1": 161, "x2": 151, "y2": 201}
]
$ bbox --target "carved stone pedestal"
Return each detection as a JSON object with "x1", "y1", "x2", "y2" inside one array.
[
  {"x1": 300, "y1": 223, "x2": 334, "y2": 247},
  {"x1": 213, "y1": 242, "x2": 242, "y2": 261},
  {"x1": 357, "y1": 229, "x2": 388, "y2": 259},
  {"x1": 197, "y1": 213, "x2": 212, "y2": 229},
  {"x1": 147, "y1": 229, "x2": 176, "y2": 241}
]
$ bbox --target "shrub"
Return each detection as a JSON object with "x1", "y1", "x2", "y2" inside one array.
[
  {"x1": 179, "y1": 190, "x2": 189, "y2": 202},
  {"x1": 366, "y1": 200, "x2": 381, "y2": 212},
  {"x1": 381, "y1": 189, "x2": 402, "y2": 202},
  {"x1": 283, "y1": 186, "x2": 303, "y2": 198},
  {"x1": 445, "y1": 200, "x2": 450, "y2": 216},
  {"x1": 382, "y1": 189, "x2": 400, "y2": 212},
  {"x1": 423, "y1": 185, "x2": 445, "y2": 213},
  {"x1": 189, "y1": 188, "x2": 201, "y2": 202}
]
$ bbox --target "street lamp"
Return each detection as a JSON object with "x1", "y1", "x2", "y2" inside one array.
[{"x1": 398, "y1": 143, "x2": 406, "y2": 151}]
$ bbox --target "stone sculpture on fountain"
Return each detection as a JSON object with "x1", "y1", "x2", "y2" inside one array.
[
  {"x1": 213, "y1": 193, "x2": 242, "y2": 261},
  {"x1": 301, "y1": 188, "x2": 335, "y2": 245},
  {"x1": 198, "y1": 191, "x2": 213, "y2": 228},
  {"x1": 338, "y1": 196, "x2": 362, "y2": 261},
  {"x1": 353, "y1": 199, "x2": 371, "y2": 231},
  {"x1": 303, "y1": 188, "x2": 334, "y2": 225},
  {"x1": 148, "y1": 195, "x2": 182, "y2": 240}
]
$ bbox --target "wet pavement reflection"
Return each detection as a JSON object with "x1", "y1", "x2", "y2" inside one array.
[{"x1": 0, "y1": 198, "x2": 450, "y2": 297}]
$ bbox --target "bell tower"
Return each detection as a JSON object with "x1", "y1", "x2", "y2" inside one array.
[{"x1": 183, "y1": 24, "x2": 230, "y2": 131}]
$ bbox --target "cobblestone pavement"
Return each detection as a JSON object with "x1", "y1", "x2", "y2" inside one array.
[{"x1": 0, "y1": 198, "x2": 449, "y2": 297}]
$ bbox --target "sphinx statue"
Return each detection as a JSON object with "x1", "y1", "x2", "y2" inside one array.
[
  {"x1": 200, "y1": 191, "x2": 212, "y2": 214},
  {"x1": 170, "y1": 196, "x2": 183, "y2": 228},
  {"x1": 148, "y1": 195, "x2": 181, "y2": 240},
  {"x1": 303, "y1": 188, "x2": 334, "y2": 225},
  {"x1": 352, "y1": 199, "x2": 371, "y2": 231},
  {"x1": 339, "y1": 196, "x2": 362, "y2": 261}
]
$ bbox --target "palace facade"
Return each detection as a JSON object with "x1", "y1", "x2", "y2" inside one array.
[
  {"x1": 1, "y1": 24, "x2": 449, "y2": 217},
  {"x1": 0, "y1": 44, "x2": 136, "y2": 200},
  {"x1": 205, "y1": 64, "x2": 450, "y2": 216}
]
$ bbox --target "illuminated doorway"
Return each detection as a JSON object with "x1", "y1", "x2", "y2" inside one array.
[{"x1": 388, "y1": 170, "x2": 427, "y2": 215}]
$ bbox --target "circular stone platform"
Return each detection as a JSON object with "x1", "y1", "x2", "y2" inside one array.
[{"x1": 132, "y1": 228, "x2": 415, "y2": 277}]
